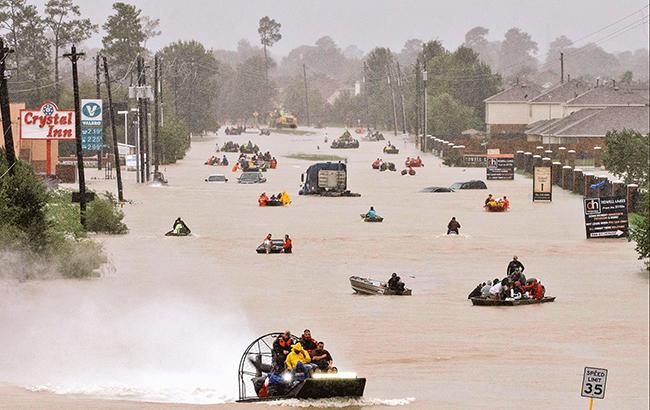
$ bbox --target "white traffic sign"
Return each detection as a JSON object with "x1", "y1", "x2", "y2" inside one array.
[{"x1": 581, "y1": 367, "x2": 607, "y2": 399}]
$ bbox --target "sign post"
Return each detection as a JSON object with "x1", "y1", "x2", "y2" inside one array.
[
  {"x1": 533, "y1": 166, "x2": 552, "y2": 201},
  {"x1": 581, "y1": 367, "x2": 607, "y2": 408},
  {"x1": 81, "y1": 99, "x2": 103, "y2": 152},
  {"x1": 486, "y1": 154, "x2": 514, "y2": 180},
  {"x1": 583, "y1": 197, "x2": 628, "y2": 239}
]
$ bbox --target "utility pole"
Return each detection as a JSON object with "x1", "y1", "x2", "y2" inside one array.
[
  {"x1": 363, "y1": 62, "x2": 370, "y2": 129},
  {"x1": 302, "y1": 63, "x2": 310, "y2": 127},
  {"x1": 154, "y1": 53, "x2": 160, "y2": 174},
  {"x1": 415, "y1": 59, "x2": 421, "y2": 140},
  {"x1": 103, "y1": 56, "x2": 124, "y2": 202},
  {"x1": 560, "y1": 52, "x2": 564, "y2": 83},
  {"x1": 422, "y1": 64, "x2": 428, "y2": 145},
  {"x1": 387, "y1": 64, "x2": 398, "y2": 136},
  {"x1": 137, "y1": 56, "x2": 145, "y2": 183},
  {"x1": 63, "y1": 45, "x2": 87, "y2": 227},
  {"x1": 0, "y1": 38, "x2": 16, "y2": 174},
  {"x1": 142, "y1": 62, "x2": 150, "y2": 182},
  {"x1": 159, "y1": 56, "x2": 164, "y2": 127},
  {"x1": 396, "y1": 62, "x2": 407, "y2": 135},
  {"x1": 95, "y1": 55, "x2": 102, "y2": 170}
]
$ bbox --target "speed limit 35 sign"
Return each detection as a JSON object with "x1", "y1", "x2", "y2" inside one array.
[{"x1": 582, "y1": 366, "x2": 607, "y2": 399}]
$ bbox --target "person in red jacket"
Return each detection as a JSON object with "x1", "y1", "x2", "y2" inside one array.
[
  {"x1": 283, "y1": 234, "x2": 292, "y2": 253},
  {"x1": 258, "y1": 192, "x2": 269, "y2": 206},
  {"x1": 533, "y1": 281, "x2": 546, "y2": 300}
]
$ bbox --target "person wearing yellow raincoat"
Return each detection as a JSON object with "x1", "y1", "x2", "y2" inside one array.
[
  {"x1": 280, "y1": 191, "x2": 291, "y2": 206},
  {"x1": 285, "y1": 343, "x2": 316, "y2": 384}
]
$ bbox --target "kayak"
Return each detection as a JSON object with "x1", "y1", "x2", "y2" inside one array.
[
  {"x1": 471, "y1": 296, "x2": 556, "y2": 306},
  {"x1": 349, "y1": 275, "x2": 412, "y2": 296}
]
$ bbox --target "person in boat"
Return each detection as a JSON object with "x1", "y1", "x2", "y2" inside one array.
[
  {"x1": 507, "y1": 256, "x2": 525, "y2": 275},
  {"x1": 222, "y1": 155, "x2": 228, "y2": 166},
  {"x1": 415, "y1": 156, "x2": 422, "y2": 166},
  {"x1": 280, "y1": 191, "x2": 291, "y2": 205},
  {"x1": 172, "y1": 217, "x2": 189, "y2": 235},
  {"x1": 488, "y1": 279, "x2": 503, "y2": 300},
  {"x1": 387, "y1": 273, "x2": 405, "y2": 294},
  {"x1": 408, "y1": 167, "x2": 416, "y2": 175},
  {"x1": 298, "y1": 329, "x2": 318, "y2": 353},
  {"x1": 372, "y1": 158, "x2": 382, "y2": 169},
  {"x1": 480, "y1": 280, "x2": 493, "y2": 297},
  {"x1": 512, "y1": 281, "x2": 525, "y2": 299},
  {"x1": 365, "y1": 206, "x2": 378, "y2": 219},
  {"x1": 285, "y1": 343, "x2": 316, "y2": 385},
  {"x1": 509, "y1": 267, "x2": 526, "y2": 286},
  {"x1": 532, "y1": 280, "x2": 545, "y2": 300},
  {"x1": 258, "y1": 192, "x2": 269, "y2": 207},
  {"x1": 311, "y1": 341, "x2": 334, "y2": 372},
  {"x1": 521, "y1": 278, "x2": 537, "y2": 297},
  {"x1": 270, "y1": 157, "x2": 277, "y2": 169},
  {"x1": 272, "y1": 330, "x2": 293, "y2": 369},
  {"x1": 484, "y1": 194, "x2": 494, "y2": 206},
  {"x1": 447, "y1": 217, "x2": 461, "y2": 235},
  {"x1": 283, "y1": 234, "x2": 292, "y2": 253},
  {"x1": 468, "y1": 283, "x2": 484, "y2": 299},
  {"x1": 502, "y1": 196, "x2": 510, "y2": 210},
  {"x1": 263, "y1": 233, "x2": 273, "y2": 254}
]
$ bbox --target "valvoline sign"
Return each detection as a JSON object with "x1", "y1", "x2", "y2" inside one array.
[{"x1": 81, "y1": 99, "x2": 102, "y2": 126}]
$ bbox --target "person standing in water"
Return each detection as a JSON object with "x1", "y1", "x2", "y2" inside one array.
[{"x1": 447, "y1": 217, "x2": 461, "y2": 235}]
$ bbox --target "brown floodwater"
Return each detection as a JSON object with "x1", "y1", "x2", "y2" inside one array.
[{"x1": 0, "y1": 128, "x2": 647, "y2": 409}]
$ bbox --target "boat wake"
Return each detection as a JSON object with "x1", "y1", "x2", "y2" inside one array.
[
  {"x1": 263, "y1": 397, "x2": 416, "y2": 407},
  {"x1": 27, "y1": 384, "x2": 234, "y2": 404}
]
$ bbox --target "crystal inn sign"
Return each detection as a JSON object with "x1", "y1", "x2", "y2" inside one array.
[
  {"x1": 20, "y1": 101, "x2": 76, "y2": 175},
  {"x1": 20, "y1": 101, "x2": 75, "y2": 140}
]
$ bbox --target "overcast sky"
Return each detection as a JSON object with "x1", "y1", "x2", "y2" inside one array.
[{"x1": 33, "y1": 0, "x2": 650, "y2": 57}]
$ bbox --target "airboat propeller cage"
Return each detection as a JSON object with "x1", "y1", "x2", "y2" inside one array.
[{"x1": 237, "y1": 332, "x2": 366, "y2": 402}]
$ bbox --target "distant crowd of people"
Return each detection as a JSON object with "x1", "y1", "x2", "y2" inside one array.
[{"x1": 468, "y1": 256, "x2": 546, "y2": 301}]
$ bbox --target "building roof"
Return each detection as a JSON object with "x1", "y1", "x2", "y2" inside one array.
[
  {"x1": 530, "y1": 80, "x2": 591, "y2": 103},
  {"x1": 554, "y1": 106, "x2": 649, "y2": 137},
  {"x1": 484, "y1": 83, "x2": 543, "y2": 103},
  {"x1": 566, "y1": 86, "x2": 649, "y2": 106}
]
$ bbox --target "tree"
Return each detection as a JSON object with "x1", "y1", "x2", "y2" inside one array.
[
  {"x1": 397, "y1": 38, "x2": 422, "y2": 67},
  {"x1": 364, "y1": 47, "x2": 394, "y2": 130},
  {"x1": 0, "y1": 0, "x2": 28, "y2": 81},
  {"x1": 44, "y1": 0, "x2": 97, "y2": 103},
  {"x1": 280, "y1": 77, "x2": 326, "y2": 124},
  {"x1": 220, "y1": 55, "x2": 276, "y2": 123},
  {"x1": 603, "y1": 128, "x2": 649, "y2": 266},
  {"x1": 427, "y1": 93, "x2": 481, "y2": 136},
  {"x1": 101, "y1": 2, "x2": 146, "y2": 82},
  {"x1": 498, "y1": 28, "x2": 538, "y2": 77},
  {"x1": 257, "y1": 16, "x2": 281, "y2": 81},
  {"x1": 620, "y1": 70, "x2": 633, "y2": 85},
  {"x1": 464, "y1": 27, "x2": 501, "y2": 69},
  {"x1": 14, "y1": 4, "x2": 51, "y2": 106},
  {"x1": 160, "y1": 40, "x2": 221, "y2": 133}
]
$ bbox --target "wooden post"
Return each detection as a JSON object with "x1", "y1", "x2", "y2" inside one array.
[
  {"x1": 552, "y1": 162, "x2": 562, "y2": 185},
  {"x1": 524, "y1": 152, "x2": 533, "y2": 173},
  {"x1": 568, "y1": 149, "x2": 576, "y2": 167},
  {"x1": 627, "y1": 184, "x2": 639, "y2": 212},
  {"x1": 562, "y1": 165, "x2": 572, "y2": 190},
  {"x1": 612, "y1": 180, "x2": 625, "y2": 197},
  {"x1": 583, "y1": 173, "x2": 595, "y2": 197},
  {"x1": 535, "y1": 145, "x2": 544, "y2": 156},
  {"x1": 558, "y1": 146, "x2": 567, "y2": 164},
  {"x1": 544, "y1": 149, "x2": 553, "y2": 160},
  {"x1": 515, "y1": 150, "x2": 524, "y2": 169},
  {"x1": 593, "y1": 146, "x2": 602, "y2": 168},
  {"x1": 533, "y1": 154, "x2": 542, "y2": 169},
  {"x1": 573, "y1": 168, "x2": 584, "y2": 194}
]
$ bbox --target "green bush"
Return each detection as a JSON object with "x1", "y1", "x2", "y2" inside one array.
[
  {"x1": 86, "y1": 192, "x2": 128, "y2": 234},
  {"x1": 160, "y1": 115, "x2": 190, "y2": 164}
]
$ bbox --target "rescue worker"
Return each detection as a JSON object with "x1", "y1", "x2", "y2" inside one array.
[
  {"x1": 533, "y1": 281, "x2": 546, "y2": 300},
  {"x1": 298, "y1": 329, "x2": 318, "y2": 353},
  {"x1": 283, "y1": 234, "x2": 292, "y2": 253},
  {"x1": 258, "y1": 192, "x2": 269, "y2": 207},
  {"x1": 484, "y1": 194, "x2": 494, "y2": 206},
  {"x1": 502, "y1": 195, "x2": 510, "y2": 210},
  {"x1": 272, "y1": 330, "x2": 294, "y2": 370},
  {"x1": 507, "y1": 256, "x2": 525, "y2": 275},
  {"x1": 263, "y1": 233, "x2": 273, "y2": 253},
  {"x1": 366, "y1": 206, "x2": 378, "y2": 219},
  {"x1": 447, "y1": 217, "x2": 461, "y2": 235},
  {"x1": 372, "y1": 158, "x2": 382, "y2": 169},
  {"x1": 280, "y1": 191, "x2": 291, "y2": 206}
]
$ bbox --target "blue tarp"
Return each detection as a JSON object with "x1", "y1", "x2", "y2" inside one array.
[{"x1": 590, "y1": 180, "x2": 607, "y2": 189}]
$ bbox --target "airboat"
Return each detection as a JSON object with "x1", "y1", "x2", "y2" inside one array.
[{"x1": 237, "y1": 332, "x2": 366, "y2": 402}]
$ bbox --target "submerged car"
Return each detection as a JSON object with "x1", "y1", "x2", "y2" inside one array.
[
  {"x1": 449, "y1": 180, "x2": 487, "y2": 190},
  {"x1": 238, "y1": 172, "x2": 267, "y2": 184},
  {"x1": 255, "y1": 239, "x2": 285, "y2": 253},
  {"x1": 205, "y1": 174, "x2": 228, "y2": 183},
  {"x1": 420, "y1": 186, "x2": 453, "y2": 193}
]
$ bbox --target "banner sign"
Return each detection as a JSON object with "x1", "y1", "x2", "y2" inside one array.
[
  {"x1": 81, "y1": 99, "x2": 103, "y2": 151},
  {"x1": 584, "y1": 197, "x2": 628, "y2": 239},
  {"x1": 20, "y1": 101, "x2": 75, "y2": 140},
  {"x1": 533, "y1": 166, "x2": 552, "y2": 201},
  {"x1": 487, "y1": 154, "x2": 514, "y2": 180},
  {"x1": 463, "y1": 154, "x2": 487, "y2": 167}
]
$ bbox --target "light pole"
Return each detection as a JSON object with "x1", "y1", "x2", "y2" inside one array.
[
  {"x1": 131, "y1": 107, "x2": 140, "y2": 182},
  {"x1": 118, "y1": 110, "x2": 129, "y2": 145}
]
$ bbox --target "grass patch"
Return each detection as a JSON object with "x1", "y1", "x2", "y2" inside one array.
[{"x1": 284, "y1": 153, "x2": 347, "y2": 162}]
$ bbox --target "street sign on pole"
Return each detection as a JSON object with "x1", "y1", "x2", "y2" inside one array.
[{"x1": 582, "y1": 366, "x2": 607, "y2": 409}]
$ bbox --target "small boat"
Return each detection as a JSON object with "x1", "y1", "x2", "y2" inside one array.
[
  {"x1": 360, "y1": 213, "x2": 383, "y2": 222},
  {"x1": 485, "y1": 203, "x2": 508, "y2": 212},
  {"x1": 256, "y1": 239, "x2": 286, "y2": 253},
  {"x1": 471, "y1": 296, "x2": 556, "y2": 306},
  {"x1": 383, "y1": 146, "x2": 399, "y2": 154},
  {"x1": 349, "y1": 275, "x2": 412, "y2": 296}
]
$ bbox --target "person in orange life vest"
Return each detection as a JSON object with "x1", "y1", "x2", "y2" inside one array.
[
  {"x1": 272, "y1": 330, "x2": 294, "y2": 369},
  {"x1": 283, "y1": 234, "x2": 292, "y2": 253},
  {"x1": 533, "y1": 281, "x2": 545, "y2": 300},
  {"x1": 258, "y1": 192, "x2": 269, "y2": 206}
]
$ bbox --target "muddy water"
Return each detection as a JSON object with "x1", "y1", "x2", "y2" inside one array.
[{"x1": 0, "y1": 128, "x2": 647, "y2": 409}]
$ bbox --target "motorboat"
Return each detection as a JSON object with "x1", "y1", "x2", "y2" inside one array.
[{"x1": 349, "y1": 275, "x2": 411, "y2": 296}]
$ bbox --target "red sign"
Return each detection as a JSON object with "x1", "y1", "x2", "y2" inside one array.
[{"x1": 20, "y1": 101, "x2": 75, "y2": 140}]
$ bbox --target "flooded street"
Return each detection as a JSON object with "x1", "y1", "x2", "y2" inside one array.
[{"x1": 0, "y1": 128, "x2": 647, "y2": 409}]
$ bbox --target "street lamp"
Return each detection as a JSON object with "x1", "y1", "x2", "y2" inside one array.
[{"x1": 117, "y1": 110, "x2": 129, "y2": 145}]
